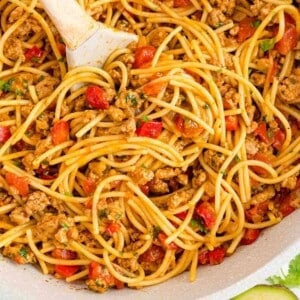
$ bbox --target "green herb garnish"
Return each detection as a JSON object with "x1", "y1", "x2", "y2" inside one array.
[
  {"x1": 61, "y1": 223, "x2": 69, "y2": 229},
  {"x1": 0, "y1": 79, "x2": 13, "y2": 93},
  {"x1": 267, "y1": 254, "x2": 300, "y2": 287},
  {"x1": 141, "y1": 115, "x2": 149, "y2": 122},
  {"x1": 251, "y1": 20, "x2": 261, "y2": 28},
  {"x1": 152, "y1": 226, "x2": 161, "y2": 238},
  {"x1": 189, "y1": 219, "x2": 207, "y2": 233},
  {"x1": 18, "y1": 247, "x2": 28, "y2": 258},
  {"x1": 126, "y1": 93, "x2": 138, "y2": 106},
  {"x1": 260, "y1": 39, "x2": 275, "y2": 52}
]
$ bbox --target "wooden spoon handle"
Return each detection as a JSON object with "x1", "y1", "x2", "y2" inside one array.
[{"x1": 40, "y1": 0, "x2": 99, "y2": 50}]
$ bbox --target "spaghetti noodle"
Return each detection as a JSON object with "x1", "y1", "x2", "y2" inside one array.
[{"x1": 0, "y1": 0, "x2": 300, "y2": 294}]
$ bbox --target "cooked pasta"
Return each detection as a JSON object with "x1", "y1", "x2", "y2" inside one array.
[{"x1": 0, "y1": 0, "x2": 300, "y2": 294}]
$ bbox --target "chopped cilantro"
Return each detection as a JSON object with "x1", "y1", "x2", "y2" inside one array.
[
  {"x1": 98, "y1": 208, "x2": 108, "y2": 219},
  {"x1": 189, "y1": 219, "x2": 207, "y2": 233},
  {"x1": 220, "y1": 170, "x2": 227, "y2": 177},
  {"x1": 15, "y1": 89, "x2": 23, "y2": 97},
  {"x1": 260, "y1": 39, "x2": 275, "y2": 52},
  {"x1": 152, "y1": 226, "x2": 161, "y2": 238},
  {"x1": 216, "y1": 68, "x2": 223, "y2": 73},
  {"x1": 203, "y1": 104, "x2": 209, "y2": 109},
  {"x1": 114, "y1": 212, "x2": 122, "y2": 220},
  {"x1": 142, "y1": 115, "x2": 149, "y2": 122},
  {"x1": 248, "y1": 68, "x2": 253, "y2": 76},
  {"x1": 251, "y1": 20, "x2": 261, "y2": 28},
  {"x1": 18, "y1": 247, "x2": 28, "y2": 258},
  {"x1": 126, "y1": 93, "x2": 138, "y2": 106},
  {"x1": 0, "y1": 79, "x2": 13, "y2": 93},
  {"x1": 141, "y1": 163, "x2": 148, "y2": 169},
  {"x1": 216, "y1": 22, "x2": 224, "y2": 28},
  {"x1": 140, "y1": 93, "x2": 147, "y2": 100},
  {"x1": 58, "y1": 57, "x2": 65, "y2": 62},
  {"x1": 267, "y1": 254, "x2": 300, "y2": 287},
  {"x1": 61, "y1": 223, "x2": 69, "y2": 229}
]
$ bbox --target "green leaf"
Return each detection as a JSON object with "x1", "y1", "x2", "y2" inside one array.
[
  {"x1": 152, "y1": 226, "x2": 161, "y2": 238},
  {"x1": 61, "y1": 223, "x2": 69, "y2": 229},
  {"x1": 267, "y1": 254, "x2": 300, "y2": 287},
  {"x1": 0, "y1": 79, "x2": 13, "y2": 93},
  {"x1": 260, "y1": 39, "x2": 275, "y2": 52},
  {"x1": 18, "y1": 247, "x2": 28, "y2": 258},
  {"x1": 189, "y1": 219, "x2": 207, "y2": 233},
  {"x1": 251, "y1": 20, "x2": 261, "y2": 28},
  {"x1": 126, "y1": 93, "x2": 138, "y2": 106},
  {"x1": 142, "y1": 115, "x2": 149, "y2": 122}
]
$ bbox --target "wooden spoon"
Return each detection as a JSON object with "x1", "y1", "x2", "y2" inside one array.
[{"x1": 40, "y1": 0, "x2": 138, "y2": 69}]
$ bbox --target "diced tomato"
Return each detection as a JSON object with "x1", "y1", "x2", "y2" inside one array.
[
  {"x1": 272, "y1": 129, "x2": 285, "y2": 150},
  {"x1": 52, "y1": 249, "x2": 77, "y2": 260},
  {"x1": 174, "y1": 0, "x2": 191, "y2": 7},
  {"x1": 115, "y1": 279, "x2": 125, "y2": 289},
  {"x1": 174, "y1": 114, "x2": 184, "y2": 132},
  {"x1": 182, "y1": 120, "x2": 203, "y2": 138},
  {"x1": 237, "y1": 17, "x2": 257, "y2": 43},
  {"x1": 140, "y1": 184, "x2": 150, "y2": 196},
  {"x1": 143, "y1": 81, "x2": 165, "y2": 97},
  {"x1": 85, "y1": 199, "x2": 92, "y2": 209},
  {"x1": 274, "y1": 20, "x2": 297, "y2": 55},
  {"x1": 198, "y1": 250, "x2": 209, "y2": 265},
  {"x1": 85, "y1": 85, "x2": 109, "y2": 110},
  {"x1": 89, "y1": 261, "x2": 103, "y2": 279},
  {"x1": 5, "y1": 172, "x2": 29, "y2": 196},
  {"x1": 245, "y1": 200, "x2": 269, "y2": 223},
  {"x1": 51, "y1": 120, "x2": 69, "y2": 146},
  {"x1": 158, "y1": 232, "x2": 179, "y2": 251},
  {"x1": 240, "y1": 229, "x2": 260, "y2": 245},
  {"x1": 225, "y1": 115, "x2": 239, "y2": 131},
  {"x1": 254, "y1": 122, "x2": 270, "y2": 144},
  {"x1": 0, "y1": 126, "x2": 11, "y2": 143},
  {"x1": 185, "y1": 69, "x2": 202, "y2": 84},
  {"x1": 57, "y1": 42, "x2": 66, "y2": 57},
  {"x1": 251, "y1": 153, "x2": 272, "y2": 176},
  {"x1": 208, "y1": 247, "x2": 226, "y2": 265},
  {"x1": 266, "y1": 60, "x2": 278, "y2": 86},
  {"x1": 82, "y1": 178, "x2": 96, "y2": 196},
  {"x1": 136, "y1": 121, "x2": 163, "y2": 138},
  {"x1": 195, "y1": 202, "x2": 216, "y2": 230},
  {"x1": 25, "y1": 46, "x2": 43, "y2": 62},
  {"x1": 88, "y1": 262, "x2": 118, "y2": 286},
  {"x1": 134, "y1": 46, "x2": 156, "y2": 68},
  {"x1": 54, "y1": 265, "x2": 79, "y2": 278},
  {"x1": 176, "y1": 210, "x2": 188, "y2": 220},
  {"x1": 139, "y1": 245, "x2": 165, "y2": 263},
  {"x1": 174, "y1": 114, "x2": 203, "y2": 138},
  {"x1": 279, "y1": 194, "x2": 295, "y2": 217},
  {"x1": 14, "y1": 255, "x2": 26, "y2": 265},
  {"x1": 284, "y1": 13, "x2": 296, "y2": 25},
  {"x1": 105, "y1": 222, "x2": 121, "y2": 236}
]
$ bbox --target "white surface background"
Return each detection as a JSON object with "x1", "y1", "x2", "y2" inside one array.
[{"x1": 0, "y1": 209, "x2": 299, "y2": 300}]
